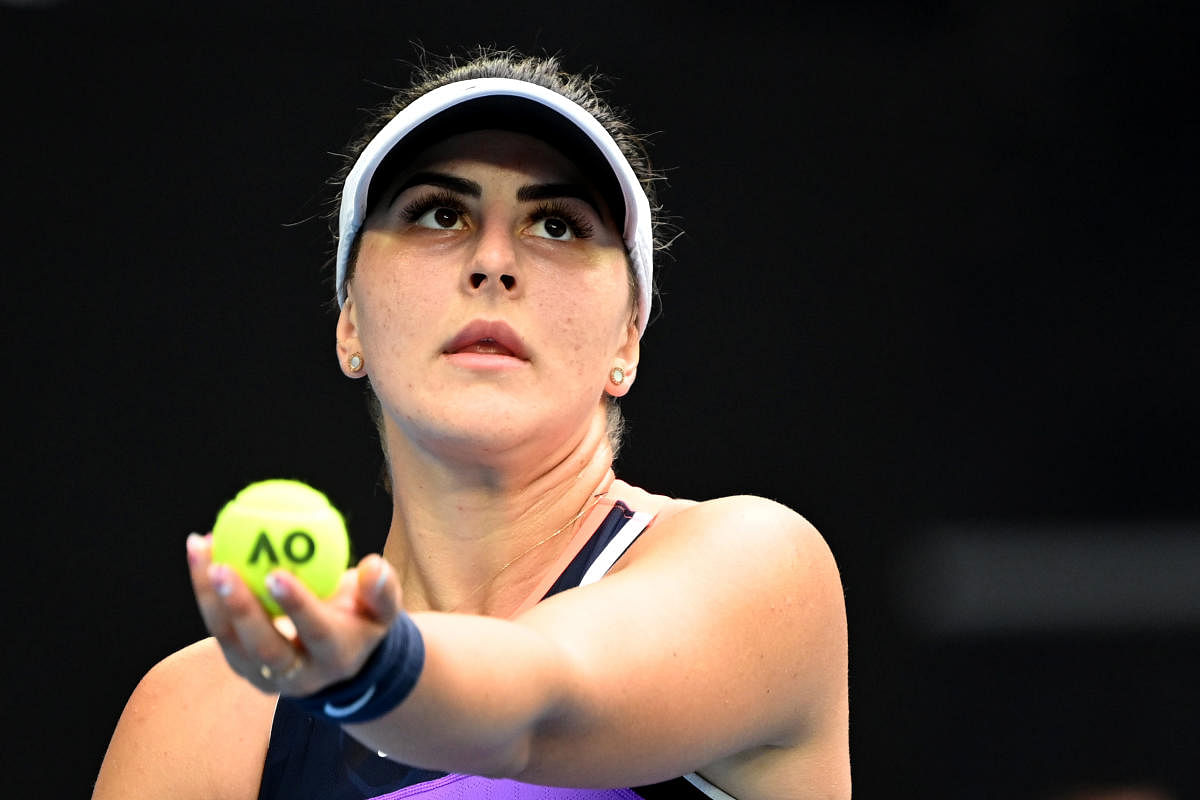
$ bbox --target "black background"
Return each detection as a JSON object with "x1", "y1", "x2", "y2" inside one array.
[{"x1": 3, "y1": 1, "x2": 1198, "y2": 797}]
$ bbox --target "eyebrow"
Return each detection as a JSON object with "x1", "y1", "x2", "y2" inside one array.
[
  {"x1": 387, "y1": 172, "x2": 604, "y2": 217},
  {"x1": 516, "y1": 183, "x2": 602, "y2": 217},
  {"x1": 388, "y1": 171, "x2": 482, "y2": 204}
]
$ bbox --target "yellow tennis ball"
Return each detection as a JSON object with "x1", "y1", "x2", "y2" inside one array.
[{"x1": 211, "y1": 479, "x2": 350, "y2": 616}]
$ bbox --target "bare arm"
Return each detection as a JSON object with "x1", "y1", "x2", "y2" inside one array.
[{"x1": 191, "y1": 495, "x2": 849, "y2": 794}]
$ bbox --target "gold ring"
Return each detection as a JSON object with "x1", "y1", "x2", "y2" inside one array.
[
  {"x1": 259, "y1": 656, "x2": 303, "y2": 682},
  {"x1": 281, "y1": 656, "x2": 305, "y2": 681}
]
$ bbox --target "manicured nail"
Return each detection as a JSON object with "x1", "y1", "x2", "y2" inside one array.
[
  {"x1": 373, "y1": 559, "x2": 389, "y2": 596},
  {"x1": 265, "y1": 573, "x2": 289, "y2": 601},
  {"x1": 208, "y1": 563, "x2": 233, "y2": 597},
  {"x1": 186, "y1": 533, "x2": 206, "y2": 565}
]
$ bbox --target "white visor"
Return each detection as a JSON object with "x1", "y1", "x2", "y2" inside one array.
[{"x1": 336, "y1": 77, "x2": 654, "y2": 336}]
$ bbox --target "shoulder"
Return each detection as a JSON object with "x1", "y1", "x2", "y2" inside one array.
[
  {"x1": 613, "y1": 480, "x2": 829, "y2": 550},
  {"x1": 627, "y1": 493, "x2": 848, "y2": 727},
  {"x1": 663, "y1": 493, "x2": 825, "y2": 541},
  {"x1": 631, "y1": 493, "x2": 842, "y2": 595},
  {"x1": 91, "y1": 638, "x2": 276, "y2": 800},
  {"x1": 653, "y1": 493, "x2": 845, "y2": 637},
  {"x1": 647, "y1": 495, "x2": 850, "y2": 789},
  {"x1": 613, "y1": 481, "x2": 836, "y2": 562},
  {"x1": 137, "y1": 636, "x2": 252, "y2": 697}
]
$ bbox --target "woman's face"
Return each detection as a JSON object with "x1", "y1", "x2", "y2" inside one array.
[{"x1": 338, "y1": 129, "x2": 639, "y2": 465}]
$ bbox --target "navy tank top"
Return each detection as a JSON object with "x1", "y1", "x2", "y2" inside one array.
[{"x1": 257, "y1": 502, "x2": 736, "y2": 800}]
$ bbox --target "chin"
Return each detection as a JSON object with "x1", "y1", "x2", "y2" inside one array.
[
  {"x1": 383, "y1": 387, "x2": 596, "y2": 466},
  {"x1": 401, "y1": 407, "x2": 559, "y2": 464}
]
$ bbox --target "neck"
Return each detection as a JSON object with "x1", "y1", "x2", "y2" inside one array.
[{"x1": 379, "y1": 410, "x2": 617, "y2": 615}]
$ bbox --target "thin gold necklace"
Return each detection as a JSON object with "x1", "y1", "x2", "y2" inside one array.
[{"x1": 452, "y1": 490, "x2": 608, "y2": 612}]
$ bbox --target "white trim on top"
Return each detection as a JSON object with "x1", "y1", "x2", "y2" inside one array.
[
  {"x1": 683, "y1": 771, "x2": 739, "y2": 800},
  {"x1": 578, "y1": 511, "x2": 654, "y2": 587}
]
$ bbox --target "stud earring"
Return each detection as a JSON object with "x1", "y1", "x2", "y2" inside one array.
[
  {"x1": 348, "y1": 352, "x2": 364, "y2": 372},
  {"x1": 609, "y1": 366, "x2": 626, "y2": 386}
]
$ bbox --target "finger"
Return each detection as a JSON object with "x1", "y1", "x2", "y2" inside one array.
[
  {"x1": 212, "y1": 563, "x2": 299, "y2": 691},
  {"x1": 333, "y1": 568, "x2": 360, "y2": 606},
  {"x1": 187, "y1": 533, "x2": 237, "y2": 641},
  {"x1": 265, "y1": 570, "x2": 348, "y2": 665},
  {"x1": 355, "y1": 554, "x2": 402, "y2": 621},
  {"x1": 266, "y1": 569, "x2": 385, "y2": 691},
  {"x1": 188, "y1": 534, "x2": 304, "y2": 693},
  {"x1": 187, "y1": 534, "x2": 275, "y2": 684},
  {"x1": 197, "y1": 560, "x2": 282, "y2": 690}
]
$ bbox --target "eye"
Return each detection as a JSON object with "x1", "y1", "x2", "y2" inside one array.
[
  {"x1": 528, "y1": 202, "x2": 594, "y2": 240},
  {"x1": 399, "y1": 190, "x2": 469, "y2": 230},
  {"x1": 530, "y1": 216, "x2": 574, "y2": 240},
  {"x1": 415, "y1": 206, "x2": 465, "y2": 230}
]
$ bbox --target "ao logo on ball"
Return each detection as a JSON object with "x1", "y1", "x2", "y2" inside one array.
[
  {"x1": 248, "y1": 529, "x2": 320, "y2": 566},
  {"x1": 211, "y1": 479, "x2": 351, "y2": 616}
]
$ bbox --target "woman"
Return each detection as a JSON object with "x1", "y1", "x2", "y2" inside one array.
[{"x1": 92, "y1": 51, "x2": 850, "y2": 800}]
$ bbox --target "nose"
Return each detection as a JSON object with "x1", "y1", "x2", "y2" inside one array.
[
  {"x1": 464, "y1": 219, "x2": 521, "y2": 296},
  {"x1": 468, "y1": 271, "x2": 517, "y2": 291}
]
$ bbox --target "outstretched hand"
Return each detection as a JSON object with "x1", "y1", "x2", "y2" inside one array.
[{"x1": 186, "y1": 533, "x2": 402, "y2": 697}]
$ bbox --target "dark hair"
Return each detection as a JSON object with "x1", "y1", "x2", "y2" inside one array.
[
  {"x1": 331, "y1": 47, "x2": 664, "y2": 299},
  {"x1": 329, "y1": 49, "x2": 668, "y2": 482}
]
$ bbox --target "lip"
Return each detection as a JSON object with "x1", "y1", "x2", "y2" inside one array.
[{"x1": 443, "y1": 319, "x2": 530, "y2": 362}]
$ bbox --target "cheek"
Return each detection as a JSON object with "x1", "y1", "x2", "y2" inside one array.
[
  {"x1": 530, "y1": 262, "x2": 631, "y2": 366},
  {"x1": 355, "y1": 231, "x2": 451, "y2": 299},
  {"x1": 354, "y1": 235, "x2": 445, "y2": 334}
]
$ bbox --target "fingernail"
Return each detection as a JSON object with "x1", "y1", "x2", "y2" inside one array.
[
  {"x1": 373, "y1": 559, "x2": 389, "y2": 596},
  {"x1": 209, "y1": 563, "x2": 233, "y2": 597},
  {"x1": 186, "y1": 533, "x2": 206, "y2": 565},
  {"x1": 265, "y1": 573, "x2": 289, "y2": 601}
]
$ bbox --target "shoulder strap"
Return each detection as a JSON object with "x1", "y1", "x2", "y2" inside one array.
[{"x1": 577, "y1": 511, "x2": 654, "y2": 587}]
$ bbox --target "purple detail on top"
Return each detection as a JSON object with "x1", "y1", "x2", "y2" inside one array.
[{"x1": 369, "y1": 773, "x2": 643, "y2": 800}]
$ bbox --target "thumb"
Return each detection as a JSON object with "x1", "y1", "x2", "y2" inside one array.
[{"x1": 355, "y1": 554, "x2": 402, "y2": 621}]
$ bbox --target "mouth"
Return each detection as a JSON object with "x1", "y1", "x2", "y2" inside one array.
[
  {"x1": 455, "y1": 338, "x2": 517, "y2": 357},
  {"x1": 443, "y1": 320, "x2": 529, "y2": 362}
]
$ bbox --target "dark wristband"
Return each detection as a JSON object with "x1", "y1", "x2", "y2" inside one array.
[{"x1": 291, "y1": 612, "x2": 425, "y2": 724}]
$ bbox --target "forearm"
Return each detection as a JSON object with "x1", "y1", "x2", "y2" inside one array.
[
  {"x1": 190, "y1": 542, "x2": 581, "y2": 779},
  {"x1": 342, "y1": 612, "x2": 577, "y2": 777}
]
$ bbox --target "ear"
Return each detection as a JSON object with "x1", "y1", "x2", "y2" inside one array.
[
  {"x1": 606, "y1": 318, "x2": 641, "y2": 398},
  {"x1": 335, "y1": 293, "x2": 367, "y2": 379}
]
